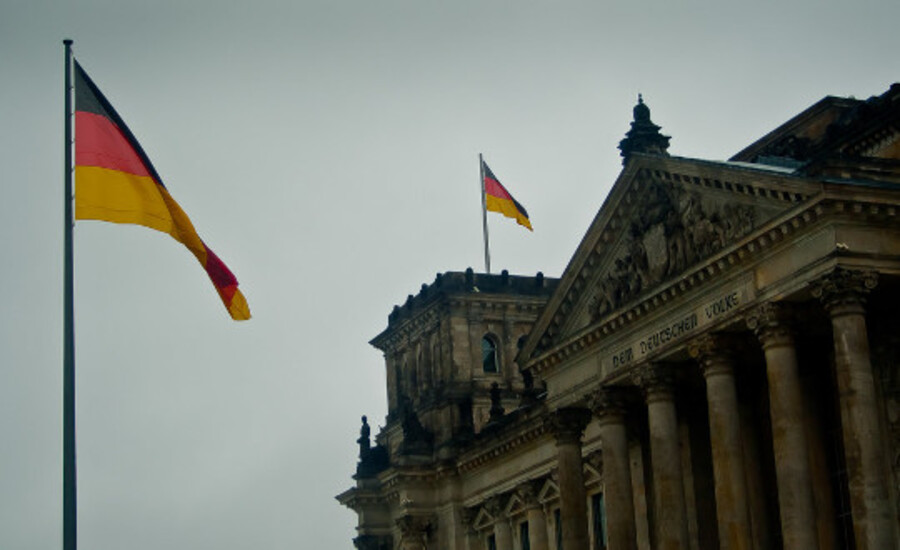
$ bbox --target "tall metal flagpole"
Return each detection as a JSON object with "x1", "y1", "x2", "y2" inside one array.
[
  {"x1": 62, "y1": 38, "x2": 77, "y2": 550},
  {"x1": 479, "y1": 153, "x2": 491, "y2": 274}
]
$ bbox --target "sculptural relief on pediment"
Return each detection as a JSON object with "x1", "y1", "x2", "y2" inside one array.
[{"x1": 586, "y1": 179, "x2": 760, "y2": 323}]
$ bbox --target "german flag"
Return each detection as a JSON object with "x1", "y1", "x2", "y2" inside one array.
[
  {"x1": 73, "y1": 60, "x2": 250, "y2": 320},
  {"x1": 482, "y1": 160, "x2": 532, "y2": 231}
]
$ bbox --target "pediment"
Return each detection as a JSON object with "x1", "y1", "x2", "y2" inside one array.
[
  {"x1": 583, "y1": 461, "x2": 602, "y2": 488},
  {"x1": 503, "y1": 493, "x2": 526, "y2": 517},
  {"x1": 537, "y1": 478, "x2": 559, "y2": 504},
  {"x1": 472, "y1": 507, "x2": 495, "y2": 531},
  {"x1": 525, "y1": 154, "x2": 821, "y2": 357}
]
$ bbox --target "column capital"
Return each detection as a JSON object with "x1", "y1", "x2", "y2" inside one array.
[
  {"x1": 482, "y1": 494, "x2": 504, "y2": 518},
  {"x1": 546, "y1": 407, "x2": 592, "y2": 445},
  {"x1": 632, "y1": 363, "x2": 676, "y2": 403},
  {"x1": 810, "y1": 267, "x2": 878, "y2": 315},
  {"x1": 461, "y1": 506, "x2": 483, "y2": 536},
  {"x1": 746, "y1": 302, "x2": 794, "y2": 348},
  {"x1": 688, "y1": 333, "x2": 737, "y2": 378},
  {"x1": 516, "y1": 480, "x2": 542, "y2": 510},
  {"x1": 589, "y1": 386, "x2": 628, "y2": 423},
  {"x1": 395, "y1": 514, "x2": 434, "y2": 546}
]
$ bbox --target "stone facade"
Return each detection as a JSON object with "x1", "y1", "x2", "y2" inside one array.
[{"x1": 339, "y1": 84, "x2": 900, "y2": 549}]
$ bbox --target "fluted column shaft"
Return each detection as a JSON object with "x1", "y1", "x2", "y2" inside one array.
[
  {"x1": 813, "y1": 269, "x2": 895, "y2": 550},
  {"x1": 748, "y1": 304, "x2": 818, "y2": 549},
  {"x1": 690, "y1": 336, "x2": 752, "y2": 550},
  {"x1": 592, "y1": 389, "x2": 637, "y2": 550},
  {"x1": 549, "y1": 408, "x2": 592, "y2": 550},
  {"x1": 637, "y1": 366, "x2": 688, "y2": 550}
]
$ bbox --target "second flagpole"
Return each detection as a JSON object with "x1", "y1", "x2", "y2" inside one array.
[{"x1": 479, "y1": 153, "x2": 491, "y2": 274}]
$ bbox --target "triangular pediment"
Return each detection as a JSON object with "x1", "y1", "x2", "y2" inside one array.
[
  {"x1": 537, "y1": 478, "x2": 559, "y2": 504},
  {"x1": 583, "y1": 458, "x2": 602, "y2": 488},
  {"x1": 523, "y1": 154, "x2": 822, "y2": 359},
  {"x1": 504, "y1": 493, "x2": 525, "y2": 517},
  {"x1": 472, "y1": 507, "x2": 495, "y2": 530}
]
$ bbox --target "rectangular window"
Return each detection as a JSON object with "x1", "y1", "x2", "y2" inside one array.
[
  {"x1": 487, "y1": 533, "x2": 497, "y2": 550},
  {"x1": 592, "y1": 493, "x2": 607, "y2": 550},
  {"x1": 520, "y1": 521, "x2": 530, "y2": 550},
  {"x1": 555, "y1": 508, "x2": 563, "y2": 550}
]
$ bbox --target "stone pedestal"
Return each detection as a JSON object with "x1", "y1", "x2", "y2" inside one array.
[
  {"x1": 747, "y1": 303, "x2": 819, "y2": 549},
  {"x1": 813, "y1": 269, "x2": 895, "y2": 550},
  {"x1": 635, "y1": 365, "x2": 688, "y2": 550},
  {"x1": 689, "y1": 335, "x2": 752, "y2": 550},
  {"x1": 591, "y1": 388, "x2": 637, "y2": 550},
  {"x1": 548, "y1": 408, "x2": 592, "y2": 550}
]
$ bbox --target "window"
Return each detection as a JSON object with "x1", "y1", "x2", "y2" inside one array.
[
  {"x1": 487, "y1": 533, "x2": 497, "y2": 550},
  {"x1": 520, "y1": 521, "x2": 530, "y2": 550},
  {"x1": 482, "y1": 335, "x2": 499, "y2": 373},
  {"x1": 554, "y1": 508, "x2": 563, "y2": 550},
  {"x1": 592, "y1": 493, "x2": 607, "y2": 550}
]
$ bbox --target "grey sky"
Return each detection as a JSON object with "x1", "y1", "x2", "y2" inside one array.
[{"x1": 1, "y1": 1, "x2": 897, "y2": 548}]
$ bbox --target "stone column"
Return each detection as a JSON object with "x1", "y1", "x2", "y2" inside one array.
[
  {"x1": 812, "y1": 268, "x2": 895, "y2": 550},
  {"x1": 688, "y1": 335, "x2": 752, "y2": 550},
  {"x1": 634, "y1": 365, "x2": 688, "y2": 550},
  {"x1": 547, "y1": 407, "x2": 592, "y2": 550},
  {"x1": 483, "y1": 497, "x2": 513, "y2": 550},
  {"x1": 518, "y1": 482, "x2": 549, "y2": 550},
  {"x1": 590, "y1": 388, "x2": 637, "y2": 550},
  {"x1": 396, "y1": 515, "x2": 432, "y2": 550},
  {"x1": 494, "y1": 518, "x2": 513, "y2": 550},
  {"x1": 746, "y1": 303, "x2": 818, "y2": 549},
  {"x1": 462, "y1": 508, "x2": 483, "y2": 550}
]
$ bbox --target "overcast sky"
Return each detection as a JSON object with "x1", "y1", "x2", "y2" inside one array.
[{"x1": 1, "y1": 1, "x2": 898, "y2": 548}]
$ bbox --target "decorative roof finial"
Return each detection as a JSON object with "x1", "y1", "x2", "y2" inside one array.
[{"x1": 618, "y1": 94, "x2": 671, "y2": 165}]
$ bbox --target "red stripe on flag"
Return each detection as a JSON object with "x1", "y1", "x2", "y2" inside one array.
[
  {"x1": 484, "y1": 177, "x2": 513, "y2": 201},
  {"x1": 203, "y1": 245, "x2": 239, "y2": 289},
  {"x1": 75, "y1": 111, "x2": 153, "y2": 178}
]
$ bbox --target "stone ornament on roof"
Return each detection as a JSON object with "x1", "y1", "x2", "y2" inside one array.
[{"x1": 618, "y1": 94, "x2": 671, "y2": 164}]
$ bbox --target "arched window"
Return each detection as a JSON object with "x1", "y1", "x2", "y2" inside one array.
[{"x1": 482, "y1": 335, "x2": 499, "y2": 373}]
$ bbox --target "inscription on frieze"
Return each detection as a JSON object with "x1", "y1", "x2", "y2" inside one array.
[{"x1": 603, "y1": 282, "x2": 751, "y2": 374}]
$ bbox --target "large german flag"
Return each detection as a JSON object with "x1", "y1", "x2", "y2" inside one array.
[
  {"x1": 74, "y1": 60, "x2": 250, "y2": 320},
  {"x1": 482, "y1": 160, "x2": 532, "y2": 231}
]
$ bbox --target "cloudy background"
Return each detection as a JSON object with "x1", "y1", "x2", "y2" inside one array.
[{"x1": 1, "y1": 1, "x2": 897, "y2": 548}]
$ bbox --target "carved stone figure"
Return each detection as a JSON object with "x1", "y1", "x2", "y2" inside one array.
[{"x1": 589, "y1": 180, "x2": 756, "y2": 322}]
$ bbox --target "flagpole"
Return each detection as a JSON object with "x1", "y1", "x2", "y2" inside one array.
[
  {"x1": 479, "y1": 153, "x2": 491, "y2": 274},
  {"x1": 62, "y1": 38, "x2": 77, "y2": 550}
]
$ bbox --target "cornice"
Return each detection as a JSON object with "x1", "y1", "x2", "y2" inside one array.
[
  {"x1": 528, "y1": 199, "x2": 830, "y2": 377},
  {"x1": 336, "y1": 486, "x2": 391, "y2": 510},
  {"x1": 520, "y1": 158, "x2": 818, "y2": 366},
  {"x1": 457, "y1": 416, "x2": 550, "y2": 474},
  {"x1": 371, "y1": 302, "x2": 443, "y2": 353},
  {"x1": 373, "y1": 290, "x2": 552, "y2": 353},
  {"x1": 527, "y1": 192, "x2": 900, "y2": 379}
]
